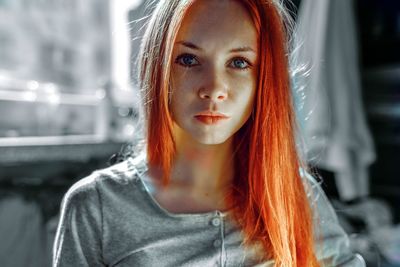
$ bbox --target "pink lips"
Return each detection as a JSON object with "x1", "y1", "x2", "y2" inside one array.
[{"x1": 194, "y1": 111, "x2": 229, "y2": 125}]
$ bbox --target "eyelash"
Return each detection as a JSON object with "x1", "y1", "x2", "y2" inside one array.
[
  {"x1": 229, "y1": 57, "x2": 252, "y2": 70},
  {"x1": 175, "y1": 54, "x2": 199, "y2": 67},
  {"x1": 174, "y1": 53, "x2": 253, "y2": 71}
]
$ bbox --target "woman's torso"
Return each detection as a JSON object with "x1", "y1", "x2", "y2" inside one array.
[{"x1": 93, "y1": 155, "x2": 272, "y2": 267}]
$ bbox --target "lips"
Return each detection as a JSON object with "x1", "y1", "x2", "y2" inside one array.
[{"x1": 194, "y1": 112, "x2": 229, "y2": 125}]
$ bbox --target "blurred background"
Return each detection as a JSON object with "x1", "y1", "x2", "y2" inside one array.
[{"x1": 0, "y1": 0, "x2": 399, "y2": 266}]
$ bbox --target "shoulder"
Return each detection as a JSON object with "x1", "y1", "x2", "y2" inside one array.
[
  {"x1": 300, "y1": 169, "x2": 366, "y2": 266},
  {"x1": 299, "y1": 169, "x2": 340, "y2": 223},
  {"x1": 299, "y1": 168, "x2": 322, "y2": 191},
  {"x1": 299, "y1": 169, "x2": 331, "y2": 207},
  {"x1": 60, "y1": 173, "x2": 100, "y2": 213},
  {"x1": 62, "y1": 152, "x2": 147, "y2": 210}
]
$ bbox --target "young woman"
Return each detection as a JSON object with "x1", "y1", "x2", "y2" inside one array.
[{"x1": 53, "y1": 0, "x2": 365, "y2": 266}]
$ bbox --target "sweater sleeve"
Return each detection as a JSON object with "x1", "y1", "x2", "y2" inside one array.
[
  {"x1": 53, "y1": 174, "x2": 105, "y2": 267},
  {"x1": 303, "y1": 172, "x2": 366, "y2": 267}
]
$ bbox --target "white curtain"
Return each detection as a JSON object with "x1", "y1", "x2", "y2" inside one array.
[{"x1": 295, "y1": 0, "x2": 376, "y2": 200}]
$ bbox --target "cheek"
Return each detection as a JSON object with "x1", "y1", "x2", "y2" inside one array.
[
  {"x1": 170, "y1": 79, "x2": 197, "y2": 120},
  {"x1": 172, "y1": 68, "x2": 201, "y2": 92},
  {"x1": 232, "y1": 76, "x2": 257, "y2": 109},
  {"x1": 170, "y1": 69, "x2": 202, "y2": 106},
  {"x1": 170, "y1": 90, "x2": 186, "y2": 120}
]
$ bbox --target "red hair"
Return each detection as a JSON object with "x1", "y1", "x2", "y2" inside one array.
[{"x1": 138, "y1": 0, "x2": 320, "y2": 266}]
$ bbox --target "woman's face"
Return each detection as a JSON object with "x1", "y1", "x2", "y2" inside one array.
[{"x1": 170, "y1": 0, "x2": 259, "y2": 145}]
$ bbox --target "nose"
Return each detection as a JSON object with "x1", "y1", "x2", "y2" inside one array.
[{"x1": 198, "y1": 70, "x2": 228, "y2": 102}]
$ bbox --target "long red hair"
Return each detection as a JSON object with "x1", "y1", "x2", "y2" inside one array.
[{"x1": 138, "y1": 0, "x2": 320, "y2": 266}]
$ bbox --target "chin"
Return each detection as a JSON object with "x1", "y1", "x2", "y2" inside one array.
[
  {"x1": 173, "y1": 121, "x2": 235, "y2": 146},
  {"x1": 192, "y1": 133, "x2": 232, "y2": 145}
]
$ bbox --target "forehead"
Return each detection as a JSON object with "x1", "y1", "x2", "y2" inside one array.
[{"x1": 175, "y1": 0, "x2": 258, "y2": 50}]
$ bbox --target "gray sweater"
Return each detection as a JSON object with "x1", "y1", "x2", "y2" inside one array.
[{"x1": 53, "y1": 153, "x2": 365, "y2": 266}]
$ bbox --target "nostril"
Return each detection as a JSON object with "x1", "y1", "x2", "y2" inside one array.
[{"x1": 198, "y1": 87, "x2": 227, "y2": 101}]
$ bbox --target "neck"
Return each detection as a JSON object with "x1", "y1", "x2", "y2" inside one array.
[{"x1": 171, "y1": 132, "x2": 235, "y2": 198}]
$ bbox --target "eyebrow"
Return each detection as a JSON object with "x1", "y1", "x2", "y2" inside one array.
[
  {"x1": 176, "y1": 41, "x2": 256, "y2": 54},
  {"x1": 176, "y1": 41, "x2": 203, "y2": 51},
  {"x1": 229, "y1": 46, "x2": 256, "y2": 53}
]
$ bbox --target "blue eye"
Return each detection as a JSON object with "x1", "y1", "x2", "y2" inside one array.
[
  {"x1": 175, "y1": 54, "x2": 199, "y2": 67},
  {"x1": 230, "y1": 58, "x2": 250, "y2": 69}
]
